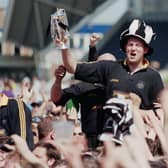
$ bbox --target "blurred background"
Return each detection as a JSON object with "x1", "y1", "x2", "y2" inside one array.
[{"x1": 0, "y1": 0, "x2": 168, "y2": 93}]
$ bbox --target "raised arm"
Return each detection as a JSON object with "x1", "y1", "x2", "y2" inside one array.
[
  {"x1": 61, "y1": 48, "x2": 77, "y2": 73},
  {"x1": 55, "y1": 37, "x2": 77, "y2": 73},
  {"x1": 88, "y1": 33, "x2": 101, "y2": 62},
  {"x1": 56, "y1": 33, "x2": 101, "y2": 73},
  {"x1": 51, "y1": 65, "x2": 66, "y2": 102}
]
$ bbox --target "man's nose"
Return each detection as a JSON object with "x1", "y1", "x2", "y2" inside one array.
[
  {"x1": 129, "y1": 46, "x2": 137, "y2": 53},
  {"x1": 131, "y1": 44, "x2": 136, "y2": 50}
]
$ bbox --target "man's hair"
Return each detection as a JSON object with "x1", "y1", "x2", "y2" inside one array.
[
  {"x1": 149, "y1": 159, "x2": 167, "y2": 168},
  {"x1": 81, "y1": 151, "x2": 101, "y2": 168},
  {"x1": 37, "y1": 117, "x2": 54, "y2": 139},
  {"x1": 55, "y1": 160, "x2": 71, "y2": 168},
  {"x1": 34, "y1": 142, "x2": 61, "y2": 165},
  {"x1": 146, "y1": 136, "x2": 163, "y2": 156}
]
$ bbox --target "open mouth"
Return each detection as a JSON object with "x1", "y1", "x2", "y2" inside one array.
[{"x1": 130, "y1": 53, "x2": 136, "y2": 56}]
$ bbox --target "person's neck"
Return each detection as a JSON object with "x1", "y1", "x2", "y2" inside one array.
[{"x1": 128, "y1": 62, "x2": 144, "y2": 74}]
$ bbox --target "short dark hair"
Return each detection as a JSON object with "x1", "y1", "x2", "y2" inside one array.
[
  {"x1": 81, "y1": 151, "x2": 101, "y2": 168},
  {"x1": 34, "y1": 142, "x2": 61, "y2": 165},
  {"x1": 37, "y1": 117, "x2": 53, "y2": 139},
  {"x1": 149, "y1": 159, "x2": 167, "y2": 168}
]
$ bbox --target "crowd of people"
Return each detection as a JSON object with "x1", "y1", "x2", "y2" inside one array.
[{"x1": 0, "y1": 19, "x2": 168, "y2": 168}]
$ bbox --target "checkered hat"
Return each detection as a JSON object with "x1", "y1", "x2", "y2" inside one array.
[{"x1": 120, "y1": 19, "x2": 156, "y2": 55}]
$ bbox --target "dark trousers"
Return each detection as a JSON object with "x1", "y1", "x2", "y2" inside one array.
[{"x1": 86, "y1": 134, "x2": 99, "y2": 149}]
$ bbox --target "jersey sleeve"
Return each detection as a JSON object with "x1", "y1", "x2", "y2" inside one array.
[
  {"x1": 75, "y1": 61, "x2": 113, "y2": 85},
  {"x1": 55, "y1": 82, "x2": 100, "y2": 106},
  {"x1": 151, "y1": 71, "x2": 164, "y2": 102},
  {"x1": 8, "y1": 99, "x2": 34, "y2": 149},
  {"x1": 88, "y1": 46, "x2": 97, "y2": 62}
]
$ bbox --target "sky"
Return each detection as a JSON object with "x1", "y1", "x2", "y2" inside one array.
[{"x1": 0, "y1": 0, "x2": 8, "y2": 8}]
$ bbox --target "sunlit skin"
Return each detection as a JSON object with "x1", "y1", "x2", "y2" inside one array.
[
  {"x1": 33, "y1": 146, "x2": 48, "y2": 164},
  {"x1": 125, "y1": 37, "x2": 149, "y2": 72},
  {"x1": 72, "y1": 125, "x2": 88, "y2": 151},
  {"x1": 0, "y1": 150, "x2": 9, "y2": 167}
]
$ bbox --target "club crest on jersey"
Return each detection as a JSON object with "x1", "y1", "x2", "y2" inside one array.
[{"x1": 136, "y1": 80, "x2": 145, "y2": 89}]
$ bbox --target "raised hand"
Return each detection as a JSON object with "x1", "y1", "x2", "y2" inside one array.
[
  {"x1": 89, "y1": 33, "x2": 101, "y2": 47},
  {"x1": 55, "y1": 35, "x2": 69, "y2": 49},
  {"x1": 55, "y1": 65, "x2": 66, "y2": 80}
]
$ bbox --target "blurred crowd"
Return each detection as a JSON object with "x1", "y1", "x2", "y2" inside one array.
[
  {"x1": 1, "y1": 19, "x2": 168, "y2": 168},
  {"x1": 0, "y1": 74, "x2": 168, "y2": 168}
]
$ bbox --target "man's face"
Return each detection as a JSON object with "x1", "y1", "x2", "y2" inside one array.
[{"x1": 125, "y1": 37, "x2": 149, "y2": 65}]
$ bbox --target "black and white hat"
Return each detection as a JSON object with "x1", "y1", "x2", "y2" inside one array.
[{"x1": 120, "y1": 19, "x2": 156, "y2": 55}]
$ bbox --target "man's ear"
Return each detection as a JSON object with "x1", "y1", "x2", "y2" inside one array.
[
  {"x1": 144, "y1": 46, "x2": 149, "y2": 54},
  {"x1": 48, "y1": 158, "x2": 55, "y2": 167},
  {"x1": 50, "y1": 130, "x2": 56, "y2": 140}
]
